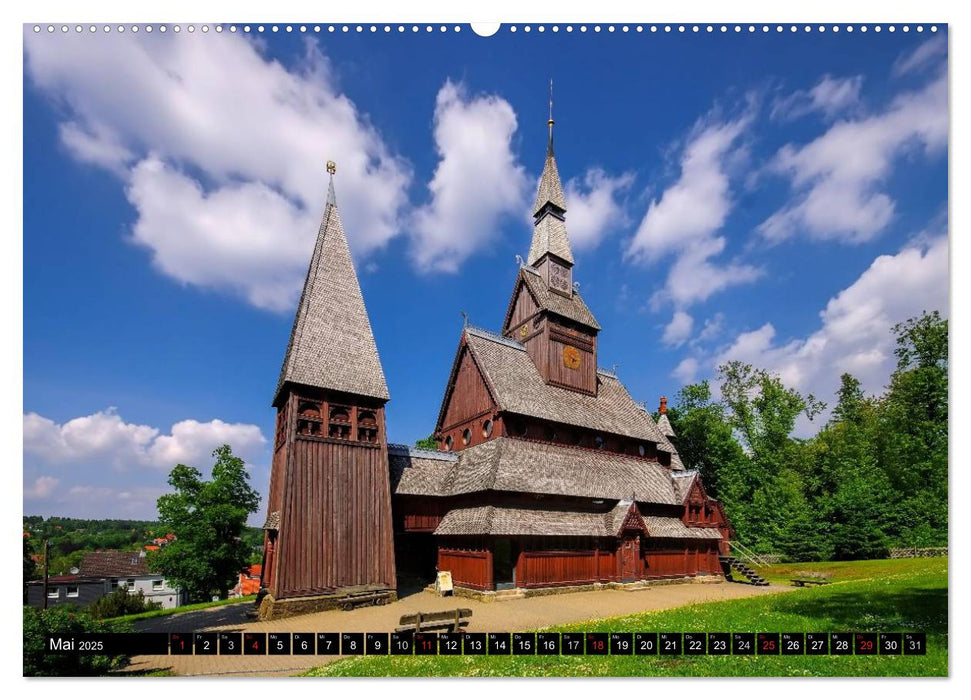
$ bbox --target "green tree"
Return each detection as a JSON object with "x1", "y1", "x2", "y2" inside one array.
[
  {"x1": 414, "y1": 434, "x2": 439, "y2": 450},
  {"x1": 149, "y1": 445, "x2": 260, "y2": 602},
  {"x1": 666, "y1": 381, "x2": 748, "y2": 501},
  {"x1": 877, "y1": 311, "x2": 948, "y2": 546}
]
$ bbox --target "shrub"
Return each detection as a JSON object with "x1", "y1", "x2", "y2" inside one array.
[
  {"x1": 23, "y1": 606, "x2": 133, "y2": 676},
  {"x1": 87, "y1": 588, "x2": 162, "y2": 620}
]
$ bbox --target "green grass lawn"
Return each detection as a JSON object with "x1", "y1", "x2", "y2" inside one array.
[{"x1": 302, "y1": 558, "x2": 947, "y2": 677}]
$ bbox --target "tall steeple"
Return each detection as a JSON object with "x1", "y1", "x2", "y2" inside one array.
[
  {"x1": 274, "y1": 161, "x2": 389, "y2": 406},
  {"x1": 502, "y1": 96, "x2": 601, "y2": 396},
  {"x1": 528, "y1": 84, "x2": 576, "y2": 292}
]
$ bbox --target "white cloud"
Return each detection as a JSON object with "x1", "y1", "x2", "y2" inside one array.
[
  {"x1": 23, "y1": 408, "x2": 267, "y2": 470},
  {"x1": 411, "y1": 81, "x2": 529, "y2": 273},
  {"x1": 627, "y1": 113, "x2": 761, "y2": 308},
  {"x1": 672, "y1": 357, "x2": 700, "y2": 385},
  {"x1": 771, "y1": 75, "x2": 864, "y2": 121},
  {"x1": 662, "y1": 311, "x2": 694, "y2": 348},
  {"x1": 697, "y1": 312, "x2": 726, "y2": 342},
  {"x1": 24, "y1": 31, "x2": 410, "y2": 311},
  {"x1": 759, "y1": 71, "x2": 947, "y2": 244},
  {"x1": 563, "y1": 168, "x2": 634, "y2": 249},
  {"x1": 24, "y1": 476, "x2": 60, "y2": 500},
  {"x1": 715, "y1": 234, "x2": 948, "y2": 428},
  {"x1": 893, "y1": 36, "x2": 947, "y2": 77}
]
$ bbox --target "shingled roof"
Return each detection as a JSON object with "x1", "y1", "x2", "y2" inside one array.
[
  {"x1": 464, "y1": 327, "x2": 667, "y2": 445},
  {"x1": 388, "y1": 444, "x2": 458, "y2": 496},
  {"x1": 520, "y1": 266, "x2": 600, "y2": 330},
  {"x1": 657, "y1": 413, "x2": 676, "y2": 438},
  {"x1": 79, "y1": 551, "x2": 152, "y2": 577},
  {"x1": 532, "y1": 148, "x2": 567, "y2": 217},
  {"x1": 528, "y1": 214, "x2": 574, "y2": 266},
  {"x1": 274, "y1": 173, "x2": 389, "y2": 405},
  {"x1": 389, "y1": 437, "x2": 682, "y2": 505},
  {"x1": 434, "y1": 505, "x2": 615, "y2": 537},
  {"x1": 644, "y1": 516, "x2": 722, "y2": 540}
]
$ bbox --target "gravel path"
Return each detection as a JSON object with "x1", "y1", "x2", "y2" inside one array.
[{"x1": 126, "y1": 580, "x2": 790, "y2": 677}]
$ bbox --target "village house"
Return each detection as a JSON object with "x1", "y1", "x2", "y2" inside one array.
[{"x1": 26, "y1": 550, "x2": 186, "y2": 610}]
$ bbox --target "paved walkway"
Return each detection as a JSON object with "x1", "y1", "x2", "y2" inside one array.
[{"x1": 126, "y1": 581, "x2": 790, "y2": 677}]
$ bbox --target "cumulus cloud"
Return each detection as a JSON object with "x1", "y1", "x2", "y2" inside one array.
[
  {"x1": 24, "y1": 476, "x2": 60, "y2": 500},
  {"x1": 563, "y1": 168, "x2": 634, "y2": 249},
  {"x1": 662, "y1": 311, "x2": 694, "y2": 348},
  {"x1": 672, "y1": 357, "x2": 700, "y2": 385},
  {"x1": 23, "y1": 408, "x2": 266, "y2": 470},
  {"x1": 410, "y1": 81, "x2": 529, "y2": 273},
  {"x1": 771, "y1": 74, "x2": 864, "y2": 121},
  {"x1": 759, "y1": 70, "x2": 947, "y2": 244},
  {"x1": 714, "y1": 234, "x2": 948, "y2": 427},
  {"x1": 24, "y1": 31, "x2": 410, "y2": 311},
  {"x1": 627, "y1": 112, "x2": 761, "y2": 308},
  {"x1": 697, "y1": 312, "x2": 726, "y2": 343}
]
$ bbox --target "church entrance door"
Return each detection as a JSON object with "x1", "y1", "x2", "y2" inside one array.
[
  {"x1": 620, "y1": 534, "x2": 639, "y2": 582},
  {"x1": 493, "y1": 538, "x2": 516, "y2": 590}
]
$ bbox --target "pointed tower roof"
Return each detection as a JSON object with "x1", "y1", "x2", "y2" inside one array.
[
  {"x1": 527, "y1": 214, "x2": 574, "y2": 266},
  {"x1": 656, "y1": 396, "x2": 675, "y2": 437},
  {"x1": 528, "y1": 87, "x2": 574, "y2": 266},
  {"x1": 532, "y1": 148, "x2": 568, "y2": 217},
  {"x1": 274, "y1": 163, "x2": 389, "y2": 405}
]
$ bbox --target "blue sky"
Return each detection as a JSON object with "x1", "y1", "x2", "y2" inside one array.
[{"x1": 22, "y1": 25, "x2": 948, "y2": 522}]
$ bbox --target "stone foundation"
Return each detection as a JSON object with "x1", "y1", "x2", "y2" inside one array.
[
  {"x1": 445, "y1": 575, "x2": 725, "y2": 602},
  {"x1": 257, "y1": 588, "x2": 397, "y2": 621}
]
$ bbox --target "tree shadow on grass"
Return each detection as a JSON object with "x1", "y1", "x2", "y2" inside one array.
[{"x1": 773, "y1": 584, "x2": 947, "y2": 637}]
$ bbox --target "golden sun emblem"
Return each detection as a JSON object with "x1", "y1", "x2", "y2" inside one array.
[{"x1": 563, "y1": 345, "x2": 581, "y2": 370}]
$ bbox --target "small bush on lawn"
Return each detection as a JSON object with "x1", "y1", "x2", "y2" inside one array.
[{"x1": 87, "y1": 589, "x2": 162, "y2": 620}]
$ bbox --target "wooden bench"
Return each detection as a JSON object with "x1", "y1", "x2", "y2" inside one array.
[
  {"x1": 791, "y1": 578, "x2": 830, "y2": 587},
  {"x1": 396, "y1": 608, "x2": 473, "y2": 633}
]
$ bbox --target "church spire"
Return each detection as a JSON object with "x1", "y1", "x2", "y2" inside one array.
[
  {"x1": 274, "y1": 161, "x2": 389, "y2": 406},
  {"x1": 529, "y1": 86, "x2": 574, "y2": 268}
]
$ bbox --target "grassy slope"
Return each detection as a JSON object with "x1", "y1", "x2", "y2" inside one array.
[
  {"x1": 303, "y1": 558, "x2": 947, "y2": 677},
  {"x1": 105, "y1": 595, "x2": 256, "y2": 624}
]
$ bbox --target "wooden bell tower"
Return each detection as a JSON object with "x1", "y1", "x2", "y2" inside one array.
[{"x1": 259, "y1": 162, "x2": 397, "y2": 619}]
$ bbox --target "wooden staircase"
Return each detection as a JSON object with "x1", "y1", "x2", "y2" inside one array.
[{"x1": 719, "y1": 555, "x2": 769, "y2": 586}]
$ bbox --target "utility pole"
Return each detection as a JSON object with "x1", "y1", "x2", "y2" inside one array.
[{"x1": 42, "y1": 539, "x2": 51, "y2": 611}]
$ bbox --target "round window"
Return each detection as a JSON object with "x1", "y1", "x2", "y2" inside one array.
[
  {"x1": 594, "y1": 435, "x2": 605, "y2": 449},
  {"x1": 544, "y1": 426, "x2": 557, "y2": 442},
  {"x1": 445, "y1": 435, "x2": 453, "y2": 451},
  {"x1": 482, "y1": 419, "x2": 493, "y2": 438},
  {"x1": 462, "y1": 428, "x2": 472, "y2": 445},
  {"x1": 638, "y1": 444, "x2": 646, "y2": 457}
]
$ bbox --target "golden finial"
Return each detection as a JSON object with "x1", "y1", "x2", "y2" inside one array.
[{"x1": 326, "y1": 160, "x2": 337, "y2": 175}]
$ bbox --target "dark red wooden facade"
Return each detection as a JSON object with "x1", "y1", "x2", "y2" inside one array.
[{"x1": 263, "y1": 387, "x2": 397, "y2": 599}]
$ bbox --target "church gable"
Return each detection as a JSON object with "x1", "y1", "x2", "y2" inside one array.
[
  {"x1": 436, "y1": 338, "x2": 498, "y2": 435},
  {"x1": 502, "y1": 273, "x2": 541, "y2": 338}
]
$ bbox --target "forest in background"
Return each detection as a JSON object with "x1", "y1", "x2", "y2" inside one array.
[
  {"x1": 23, "y1": 516, "x2": 265, "y2": 579},
  {"x1": 662, "y1": 310, "x2": 947, "y2": 560}
]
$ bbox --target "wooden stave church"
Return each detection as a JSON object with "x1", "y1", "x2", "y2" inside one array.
[{"x1": 259, "y1": 127, "x2": 732, "y2": 615}]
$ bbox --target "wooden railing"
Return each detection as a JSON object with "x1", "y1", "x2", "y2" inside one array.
[{"x1": 729, "y1": 541, "x2": 772, "y2": 568}]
